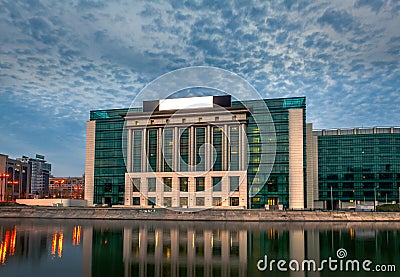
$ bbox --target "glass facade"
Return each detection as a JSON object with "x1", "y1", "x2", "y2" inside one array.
[
  {"x1": 90, "y1": 108, "x2": 130, "y2": 205},
  {"x1": 89, "y1": 97, "x2": 306, "y2": 208},
  {"x1": 317, "y1": 132, "x2": 400, "y2": 205},
  {"x1": 235, "y1": 97, "x2": 306, "y2": 209}
]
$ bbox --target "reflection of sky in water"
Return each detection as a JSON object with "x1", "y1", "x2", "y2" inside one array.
[{"x1": 0, "y1": 219, "x2": 399, "y2": 277}]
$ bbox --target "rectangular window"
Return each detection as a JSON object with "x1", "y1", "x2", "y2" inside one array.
[
  {"x1": 196, "y1": 197, "x2": 205, "y2": 206},
  {"x1": 180, "y1": 128, "x2": 189, "y2": 171},
  {"x1": 230, "y1": 197, "x2": 239, "y2": 206},
  {"x1": 147, "y1": 129, "x2": 158, "y2": 172},
  {"x1": 229, "y1": 176, "x2": 240, "y2": 192},
  {"x1": 148, "y1": 178, "x2": 156, "y2": 192},
  {"x1": 133, "y1": 131, "x2": 142, "y2": 172},
  {"x1": 163, "y1": 177, "x2": 172, "y2": 192},
  {"x1": 212, "y1": 177, "x2": 222, "y2": 192},
  {"x1": 212, "y1": 197, "x2": 222, "y2": 206},
  {"x1": 163, "y1": 197, "x2": 172, "y2": 207},
  {"x1": 148, "y1": 197, "x2": 156, "y2": 206},
  {"x1": 163, "y1": 129, "x2": 173, "y2": 172},
  {"x1": 132, "y1": 178, "x2": 140, "y2": 192},
  {"x1": 212, "y1": 127, "x2": 223, "y2": 171},
  {"x1": 104, "y1": 183, "x2": 112, "y2": 193},
  {"x1": 196, "y1": 177, "x2": 205, "y2": 191},
  {"x1": 179, "y1": 177, "x2": 188, "y2": 192},
  {"x1": 229, "y1": 126, "x2": 240, "y2": 170},
  {"x1": 132, "y1": 197, "x2": 140, "y2": 205},
  {"x1": 196, "y1": 127, "x2": 206, "y2": 171},
  {"x1": 180, "y1": 197, "x2": 188, "y2": 207}
]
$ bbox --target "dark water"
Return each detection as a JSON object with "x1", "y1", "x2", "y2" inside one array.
[{"x1": 0, "y1": 218, "x2": 399, "y2": 277}]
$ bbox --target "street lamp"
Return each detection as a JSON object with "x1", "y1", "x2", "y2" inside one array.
[{"x1": 330, "y1": 186, "x2": 333, "y2": 211}]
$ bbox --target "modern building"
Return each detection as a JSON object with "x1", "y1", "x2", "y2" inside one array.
[
  {"x1": 85, "y1": 95, "x2": 307, "y2": 209},
  {"x1": 49, "y1": 176, "x2": 85, "y2": 199},
  {"x1": 19, "y1": 155, "x2": 51, "y2": 198},
  {"x1": 0, "y1": 154, "x2": 31, "y2": 201},
  {"x1": 311, "y1": 127, "x2": 400, "y2": 209}
]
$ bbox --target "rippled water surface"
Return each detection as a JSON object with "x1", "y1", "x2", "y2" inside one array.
[{"x1": 0, "y1": 219, "x2": 399, "y2": 277}]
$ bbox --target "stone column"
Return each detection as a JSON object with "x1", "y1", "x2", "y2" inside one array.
[
  {"x1": 289, "y1": 109, "x2": 304, "y2": 210},
  {"x1": 85, "y1": 121, "x2": 96, "y2": 206}
]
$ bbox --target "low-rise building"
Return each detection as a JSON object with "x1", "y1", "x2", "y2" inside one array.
[
  {"x1": 49, "y1": 176, "x2": 85, "y2": 199},
  {"x1": 0, "y1": 154, "x2": 31, "y2": 201}
]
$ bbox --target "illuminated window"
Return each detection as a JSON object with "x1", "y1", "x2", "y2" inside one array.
[
  {"x1": 213, "y1": 197, "x2": 222, "y2": 206},
  {"x1": 179, "y1": 177, "x2": 188, "y2": 192},
  {"x1": 163, "y1": 177, "x2": 172, "y2": 192},
  {"x1": 196, "y1": 177, "x2": 205, "y2": 191},
  {"x1": 230, "y1": 197, "x2": 239, "y2": 206},
  {"x1": 132, "y1": 197, "x2": 140, "y2": 205}
]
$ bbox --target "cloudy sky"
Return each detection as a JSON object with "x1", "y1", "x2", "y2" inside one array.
[{"x1": 0, "y1": 0, "x2": 399, "y2": 176}]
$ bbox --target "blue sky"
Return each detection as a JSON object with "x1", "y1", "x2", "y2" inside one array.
[{"x1": 0, "y1": 0, "x2": 399, "y2": 176}]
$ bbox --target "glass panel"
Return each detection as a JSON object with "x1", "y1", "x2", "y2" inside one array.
[
  {"x1": 196, "y1": 197, "x2": 205, "y2": 206},
  {"x1": 147, "y1": 129, "x2": 158, "y2": 172},
  {"x1": 229, "y1": 176, "x2": 239, "y2": 192},
  {"x1": 180, "y1": 129, "x2": 189, "y2": 171},
  {"x1": 212, "y1": 177, "x2": 222, "y2": 192},
  {"x1": 230, "y1": 197, "x2": 239, "y2": 206},
  {"x1": 212, "y1": 197, "x2": 222, "y2": 206},
  {"x1": 212, "y1": 127, "x2": 223, "y2": 171},
  {"x1": 163, "y1": 197, "x2": 172, "y2": 207},
  {"x1": 133, "y1": 131, "x2": 142, "y2": 172},
  {"x1": 196, "y1": 127, "x2": 206, "y2": 171},
  {"x1": 147, "y1": 178, "x2": 156, "y2": 192},
  {"x1": 163, "y1": 177, "x2": 172, "y2": 192},
  {"x1": 196, "y1": 177, "x2": 205, "y2": 192},
  {"x1": 163, "y1": 129, "x2": 173, "y2": 172},
  {"x1": 132, "y1": 178, "x2": 140, "y2": 192},
  {"x1": 180, "y1": 197, "x2": 188, "y2": 207},
  {"x1": 179, "y1": 177, "x2": 188, "y2": 192},
  {"x1": 229, "y1": 126, "x2": 239, "y2": 171}
]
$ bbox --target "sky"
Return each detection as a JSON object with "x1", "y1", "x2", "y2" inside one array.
[{"x1": 0, "y1": 0, "x2": 399, "y2": 176}]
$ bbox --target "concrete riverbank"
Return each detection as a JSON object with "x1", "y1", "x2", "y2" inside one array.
[{"x1": 1, "y1": 206, "x2": 400, "y2": 221}]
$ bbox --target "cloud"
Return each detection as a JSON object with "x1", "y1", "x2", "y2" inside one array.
[{"x1": 0, "y1": 0, "x2": 399, "y2": 175}]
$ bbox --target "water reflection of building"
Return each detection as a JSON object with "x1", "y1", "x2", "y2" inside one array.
[
  {"x1": 0, "y1": 227, "x2": 17, "y2": 264},
  {"x1": 122, "y1": 225, "x2": 247, "y2": 277}
]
